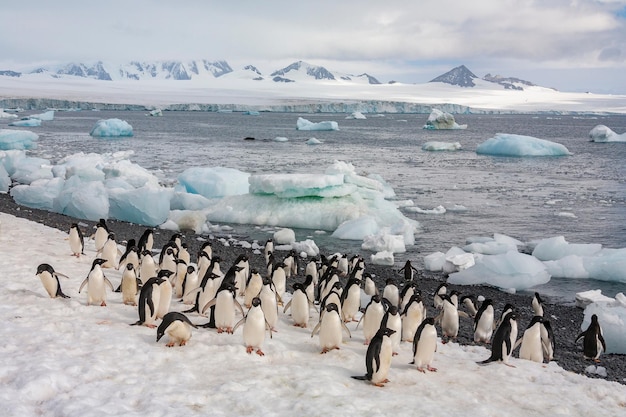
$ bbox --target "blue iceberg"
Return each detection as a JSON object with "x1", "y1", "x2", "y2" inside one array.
[
  {"x1": 296, "y1": 117, "x2": 339, "y2": 131},
  {"x1": 90, "y1": 118, "x2": 134, "y2": 137},
  {"x1": 0, "y1": 129, "x2": 39, "y2": 150},
  {"x1": 476, "y1": 133, "x2": 571, "y2": 156}
]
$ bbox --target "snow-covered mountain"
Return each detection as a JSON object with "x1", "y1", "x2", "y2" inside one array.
[
  {"x1": 429, "y1": 65, "x2": 478, "y2": 87},
  {"x1": 269, "y1": 61, "x2": 381, "y2": 84}
]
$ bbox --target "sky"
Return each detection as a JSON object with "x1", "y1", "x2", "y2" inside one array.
[{"x1": 1, "y1": 0, "x2": 626, "y2": 93}]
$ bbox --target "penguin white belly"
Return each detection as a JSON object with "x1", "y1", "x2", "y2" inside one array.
[
  {"x1": 387, "y1": 315, "x2": 402, "y2": 352},
  {"x1": 382, "y1": 286, "x2": 399, "y2": 308},
  {"x1": 156, "y1": 282, "x2": 172, "y2": 319},
  {"x1": 260, "y1": 287, "x2": 278, "y2": 329},
  {"x1": 144, "y1": 287, "x2": 161, "y2": 326},
  {"x1": 69, "y1": 229, "x2": 82, "y2": 256},
  {"x1": 87, "y1": 268, "x2": 108, "y2": 305},
  {"x1": 290, "y1": 291, "x2": 310, "y2": 328},
  {"x1": 364, "y1": 278, "x2": 377, "y2": 296},
  {"x1": 165, "y1": 321, "x2": 192, "y2": 346},
  {"x1": 342, "y1": 287, "x2": 361, "y2": 322},
  {"x1": 363, "y1": 306, "x2": 385, "y2": 344},
  {"x1": 139, "y1": 257, "x2": 157, "y2": 284},
  {"x1": 235, "y1": 270, "x2": 247, "y2": 296},
  {"x1": 215, "y1": 291, "x2": 236, "y2": 332},
  {"x1": 402, "y1": 304, "x2": 425, "y2": 342},
  {"x1": 182, "y1": 271, "x2": 199, "y2": 304},
  {"x1": 121, "y1": 268, "x2": 138, "y2": 305},
  {"x1": 414, "y1": 326, "x2": 437, "y2": 370},
  {"x1": 441, "y1": 304, "x2": 460, "y2": 338},
  {"x1": 519, "y1": 324, "x2": 543, "y2": 363},
  {"x1": 319, "y1": 312, "x2": 343, "y2": 351},
  {"x1": 94, "y1": 229, "x2": 108, "y2": 252},
  {"x1": 370, "y1": 337, "x2": 393, "y2": 384},
  {"x1": 272, "y1": 269, "x2": 286, "y2": 303},
  {"x1": 244, "y1": 276, "x2": 262, "y2": 308},
  {"x1": 243, "y1": 307, "x2": 266, "y2": 350},
  {"x1": 101, "y1": 241, "x2": 118, "y2": 269},
  {"x1": 504, "y1": 322, "x2": 518, "y2": 363},
  {"x1": 474, "y1": 308, "x2": 495, "y2": 343},
  {"x1": 38, "y1": 271, "x2": 58, "y2": 298},
  {"x1": 198, "y1": 281, "x2": 217, "y2": 317}
]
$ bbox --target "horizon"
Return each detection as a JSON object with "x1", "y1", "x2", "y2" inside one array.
[{"x1": 1, "y1": 1, "x2": 626, "y2": 94}]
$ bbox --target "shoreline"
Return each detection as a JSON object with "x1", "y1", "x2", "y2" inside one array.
[{"x1": 0, "y1": 192, "x2": 624, "y2": 384}]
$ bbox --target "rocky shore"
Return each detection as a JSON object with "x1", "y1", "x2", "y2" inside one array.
[{"x1": 1, "y1": 192, "x2": 623, "y2": 384}]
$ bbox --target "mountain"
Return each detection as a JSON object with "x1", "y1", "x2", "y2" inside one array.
[
  {"x1": 482, "y1": 73, "x2": 550, "y2": 91},
  {"x1": 429, "y1": 65, "x2": 478, "y2": 87},
  {"x1": 269, "y1": 61, "x2": 381, "y2": 84}
]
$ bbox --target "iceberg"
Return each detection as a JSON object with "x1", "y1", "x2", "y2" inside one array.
[
  {"x1": 345, "y1": 111, "x2": 366, "y2": 120},
  {"x1": 589, "y1": 125, "x2": 626, "y2": 142},
  {"x1": 53, "y1": 177, "x2": 109, "y2": 221},
  {"x1": 273, "y1": 228, "x2": 296, "y2": 244},
  {"x1": 296, "y1": 117, "x2": 339, "y2": 131},
  {"x1": 90, "y1": 118, "x2": 134, "y2": 137},
  {"x1": 476, "y1": 133, "x2": 571, "y2": 156},
  {"x1": 0, "y1": 129, "x2": 39, "y2": 150},
  {"x1": 422, "y1": 141, "x2": 462, "y2": 151},
  {"x1": 532, "y1": 236, "x2": 602, "y2": 261},
  {"x1": 447, "y1": 250, "x2": 551, "y2": 291},
  {"x1": 422, "y1": 109, "x2": 467, "y2": 130},
  {"x1": 0, "y1": 164, "x2": 9, "y2": 193},
  {"x1": 29, "y1": 110, "x2": 54, "y2": 121},
  {"x1": 306, "y1": 138, "x2": 323, "y2": 145},
  {"x1": 582, "y1": 293, "x2": 626, "y2": 354},
  {"x1": 0, "y1": 110, "x2": 18, "y2": 119},
  {"x1": 249, "y1": 173, "x2": 351, "y2": 198},
  {"x1": 178, "y1": 167, "x2": 250, "y2": 198},
  {"x1": 575, "y1": 289, "x2": 615, "y2": 309},
  {"x1": 10, "y1": 177, "x2": 65, "y2": 210},
  {"x1": 108, "y1": 183, "x2": 171, "y2": 226},
  {"x1": 147, "y1": 109, "x2": 163, "y2": 117},
  {"x1": 371, "y1": 250, "x2": 394, "y2": 266},
  {"x1": 9, "y1": 119, "x2": 42, "y2": 127},
  {"x1": 11, "y1": 157, "x2": 53, "y2": 184}
]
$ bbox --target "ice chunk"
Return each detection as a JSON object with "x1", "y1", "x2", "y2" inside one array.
[
  {"x1": 0, "y1": 110, "x2": 18, "y2": 119},
  {"x1": 9, "y1": 118, "x2": 42, "y2": 127},
  {"x1": 589, "y1": 125, "x2": 626, "y2": 142},
  {"x1": 10, "y1": 177, "x2": 64, "y2": 210},
  {"x1": 422, "y1": 141, "x2": 462, "y2": 151},
  {"x1": 148, "y1": 109, "x2": 163, "y2": 117},
  {"x1": 582, "y1": 293, "x2": 626, "y2": 354},
  {"x1": 476, "y1": 133, "x2": 571, "y2": 156},
  {"x1": 0, "y1": 129, "x2": 39, "y2": 150},
  {"x1": 291, "y1": 239, "x2": 320, "y2": 257},
  {"x1": 463, "y1": 233, "x2": 523, "y2": 255},
  {"x1": 273, "y1": 136, "x2": 289, "y2": 142},
  {"x1": 296, "y1": 117, "x2": 339, "y2": 131},
  {"x1": 422, "y1": 109, "x2": 467, "y2": 130},
  {"x1": 575, "y1": 289, "x2": 615, "y2": 309},
  {"x1": 178, "y1": 167, "x2": 250, "y2": 198},
  {"x1": 424, "y1": 251, "x2": 446, "y2": 272},
  {"x1": 361, "y1": 229, "x2": 406, "y2": 253},
  {"x1": 274, "y1": 228, "x2": 296, "y2": 244},
  {"x1": 163, "y1": 210, "x2": 209, "y2": 234},
  {"x1": 170, "y1": 191, "x2": 211, "y2": 211},
  {"x1": 11, "y1": 157, "x2": 53, "y2": 184},
  {"x1": 250, "y1": 173, "x2": 353, "y2": 198},
  {"x1": 29, "y1": 110, "x2": 54, "y2": 121},
  {"x1": 55, "y1": 153, "x2": 106, "y2": 182},
  {"x1": 345, "y1": 111, "x2": 366, "y2": 119},
  {"x1": 371, "y1": 250, "x2": 394, "y2": 266},
  {"x1": 332, "y1": 216, "x2": 379, "y2": 240},
  {"x1": 108, "y1": 183, "x2": 171, "y2": 226},
  {"x1": 89, "y1": 118, "x2": 134, "y2": 137},
  {"x1": 54, "y1": 177, "x2": 109, "y2": 221},
  {"x1": 532, "y1": 236, "x2": 602, "y2": 260},
  {"x1": 306, "y1": 138, "x2": 323, "y2": 145},
  {"x1": 0, "y1": 164, "x2": 9, "y2": 193},
  {"x1": 447, "y1": 250, "x2": 551, "y2": 291},
  {"x1": 405, "y1": 205, "x2": 446, "y2": 214},
  {"x1": 102, "y1": 159, "x2": 159, "y2": 188}
]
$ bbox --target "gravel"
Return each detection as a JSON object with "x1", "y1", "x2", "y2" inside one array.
[{"x1": 1, "y1": 192, "x2": 623, "y2": 384}]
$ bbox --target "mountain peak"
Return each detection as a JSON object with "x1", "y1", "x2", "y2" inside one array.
[{"x1": 429, "y1": 65, "x2": 478, "y2": 87}]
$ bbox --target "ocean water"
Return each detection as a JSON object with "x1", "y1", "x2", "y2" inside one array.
[{"x1": 28, "y1": 110, "x2": 626, "y2": 303}]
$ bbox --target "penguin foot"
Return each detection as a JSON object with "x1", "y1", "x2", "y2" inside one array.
[
  {"x1": 100, "y1": 301, "x2": 107, "y2": 307},
  {"x1": 180, "y1": 340, "x2": 187, "y2": 346},
  {"x1": 417, "y1": 368, "x2": 426, "y2": 373},
  {"x1": 427, "y1": 365, "x2": 438, "y2": 372},
  {"x1": 145, "y1": 323, "x2": 157, "y2": 329},
  {"x1": 166, "y1": 342, "x2": 175, "y2": 347},
  {"x1": 255, "y1": 349, "x2": 265, "y2": 356},
  {"x1": 246, "y1": 346, "x2": 254, "y2": 354},
  {"x1": 392, "y1": 352, "x2": 399, "y2": 356}
]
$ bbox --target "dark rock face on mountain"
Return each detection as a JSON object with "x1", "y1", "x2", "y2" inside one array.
[{"x1": 429, "y1": 65, "x2": 478, "y2": 87}]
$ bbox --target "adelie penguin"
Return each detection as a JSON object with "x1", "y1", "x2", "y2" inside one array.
[
  {"x1": 156, "y1": 311, "x2": 197, "y2": 347},
  {"x1": 68, "y1": 223, "x2": 84, "y2": 258},
  {"x1": 36, "y1": 263, "x2": 70, "y2": 299},
  {"x1": 132, "y1": 276, "x2": 165, "y2": 328},
  {"x1": 478, "y1": 312, "x2": 518, "y2": 367},
  {"x1": 311, "y1": 303, "x2": 351, "y2": 354},
  {"x1": 233, "y1": 297, "x2": 273, "y2": 356},
  {"x1": 78, "y1": 258, "x2": 114, "y2": 306},
  {"x1": 411, "y1": 317, "x2": 438, "y2": 373},
  {"x1": 575, "y1": 314, "x2": 607, "y2": 362},
  {"x1": 352, "y1": 327, "x2": 396, "y2": 387}
]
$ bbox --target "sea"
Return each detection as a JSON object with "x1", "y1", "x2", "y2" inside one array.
[{"x1": 26, "y1": 110, "x2": 626, "y2": 304}]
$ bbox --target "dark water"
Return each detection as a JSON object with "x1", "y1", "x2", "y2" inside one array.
[{"x1": 23, "y1": 110, "x2": 626, "y2": 303}]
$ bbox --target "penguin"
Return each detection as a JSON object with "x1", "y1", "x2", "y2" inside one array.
[
  {"x1": 132, "y1": 276, "x2": 164, "y2": 328},
  {"x1": 411, "y1": 317, "x2": 438, "y2": 372},
  {"x1": 302, "y1": 274, "x2": 316, "y2": 306},
  {"x1": 478, "y1": 312, "x2": 518, "y2": 366},
  {"x1": 460, "y1": 294, "x2": 479, "y2": 318},
  {"x1": 358, "y1": 294, "x2": 386, "y2": 345},
  {"x1": 399, "y1": 281, "x2": 418, "y2": 312},
  {"x1": 196, "y1": 251, "x2": 212, "y2": 282},
  {"x1": 433, "y1": 283, "x2": 447, "y2": 309},
  {"x1": 398, "y1": 259, "x2": 420, "y2": 282},
  {"x1": 318, "y1": 267, "x2": 340, "y2": 302},
  {"x1": 282, "y1": 249, "x2": 298, "y2": 279},
  {"x1": 181, "y1": 265, "x2": 199, "y2": 305},
  {"x1": 515, "y1": 315, "x2": 545, "y2": 363},
  {"x1": 351, "y1": 327, "x2": 395, "y2": 386},
  {"x1": 311, "y1": 303, "x2": 351, "y2": 354},
  {"x1": 156, "y1": 311, "x2": 197, "y2": 347},
  {"x1": 436, "y1": 294, "x2": 468, "y2": 343},
  {"x1": 283, "y1": 282, "x2": 312, "y2": 328},
  {"x1": 473, "y1": 299, "x2": 495, "y2": 343},
  {"x1": 190, "y1": 271, "x2": 221, "y2": 318},
  {"x1": 340, "y1": 276, "x2": 362, "y2": 322},
  {"x1": 173, "y1": 259, "x2": 188, "y2": 298},
  {"x1": 233, "y1": 254, "x2": 250, "y2": 296},
  {"x1": 337, "y1": 253, "x2": 349, "y2": 277},
  {"x1": 156, "y1": 270, "x2": 174, "y2": 319},
  {"x1": 159, "y1": 246, "x2": 178, "y2": 277},
  {"x1": 137, "y1": 228, "x2": 154, "y2": 254},
  {"x1": 540, "y1": 319, "x2": 555, "y2": 362},
  {"x1": 496, "y1": 303, "x2": 515, "y2": 328},
  {"x1": 381, "y1": 305, "x2": 402, "y2": 355},
  {"x1": 363, "y1": 273, "x2": 379, "y2": 297},
  {"x1": 35, "y1": 263, "x2": 70, "y2": 299},
  {"x1": 78, "y1": 258, "x2": 113, "y2": 306},
  {"x1": 117, "y1": 239, "x2": 137, "y2": 270},
  {"x1": 532, "y1": 292, "x2": 544, "y2": 317},
  {"x1": 304, "y1": 259, "x2": 319, "y2": 292},
  {"x1": 178, "y1": 243, "x2": 191, "y2": 265},
  {"x1": 449, "y1": 289, "x2": 460, "y2": 308},
  {"x1": 138, "y1": 249, "x2": 158, "y2": 284},
  {"x1": 382, "y1": 278, "x2": 400, "y2": 309},
  {"x1": 575, "y1": 314, "x2": 606, "y2": 362},
  {"x1": 120, "y1": 263, "x2": 140, "y2": 306},
  {"x1": 199, "y1": 241, "x2": 212, "y2": 259},
  {"x1": 244, "y1": 269, "x2": 263, "y2": 309},
  {"x1": 168, "y1": 233, "x2": 183, "y2": 255},
  {"x1": 270, "y1": 261, "x2": 287, "y2": 305},
  {"x1": 201, "y1": 282, "x2": 244, "y2": 333},
  {"x1": 233, "y1": 297, "x2": 272, "y2": 356},
  {"x1": 68, "y1": 223, "x2": 84, "y2": 257},
  {"x1": 100, "y1": 233, "x2": 120, "y2": 269},
  {"x1": 259, "y1": 277, "x2": 279, "y2": 331},
  {"x1": 401, "y1": 294, "x2": 426, "y2": 342},
  {"x1": 263, "y1": 239, "x2": 274, "y2": 265},
  {"x1": 92, "y1": 218, "x2": 109, "y2": 253},
  {"x1": 319, "y1": 282, "x2": 343, "y2": 320}
]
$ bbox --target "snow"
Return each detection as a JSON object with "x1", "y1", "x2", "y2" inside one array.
[
  {"x1": 0, "y1": 129, "x2": 39, "y2": 150},
  {"x1": 296, "y1": 117, "x2": 339, "y2": 131},
  {"x1": 589, "y1": 125, "x2": 626, "y2": 142},
  {"x1": 422, "y1": 109, "x2": 467, "y2": 130},
  {"x1": 89, "y1": 118, "x2": 134, "y2": 137},
  {"x1": 1, "y1": 212, "x2": 626, "y2": 416},
  {"x1": 476, "y1": 133, "x2": 572, "y2": 157},
  {"x1": 583, "y1": 293, "x2": 626, "y2": 354},
  {"x1": 421, "y1": 141, "x2": 462, "y2": 151}
]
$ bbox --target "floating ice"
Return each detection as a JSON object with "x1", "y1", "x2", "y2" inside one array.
[
  {"x1": 422, "y1": 109, "x2": 467, "y2": 130},
  {"x1": 476, "y1": 133, "x2": 571, "y2": 156},
  {"x1": 575, "y1": 289, "x2": 615, "y2": 309},
  {"x1": 274, "y1": 228, "x2": 296, "y2": 244},
  {"x1": 589, "y1": 125, "x2": 626, "y2": 142},
  {"x1": 346, "y1": 111, "x2": 366, "y2": 119},
  {"x1": 405, "y1": 205, "x2": 446, "y2": 214},
  {"x1": 447, "y1": 250, "x2": 551, "y2": 291},
  {"x1": 89, "y1": 118, "x2": 134, "y2": 137},
  {"x1": 170, "y1": 191, "x2": 212, "y2": 211},
  {"x1": 243, "y1": 110, "x2": 260, "y2": 116},
  {"x1": 108, "y1": 183, "x2": 172, "y2": 226},
  {"x1": 296, "y1": 117, "x2": 339, "y2": 131},
  {"x1": 582, "y1": 293, "x2": 626, "y2": 354},
  {"x1": 9, "y1": 118, "x2": 42, "y2": 127},
  {"x1": 422, "y1": 141, "x2": 462, "y2": 151},
  {"x1": 371, "y1": 250, "x2": 394, "y2": 266},
  {"x1": 273, "y1": 136, "x2": 289, "y2": 142},
  {"x1": 249, "y1": 173, "x2": 351, "y2": 198},
  {"x1": 361, "y1": 229, "x2": 406, "y2": 253},
  {"x1": 29, "y1": 110, "x2": 54, "y2": 121},
  {"x1": 0, "y1": 129, "x2": 39, "y2": 150},
  {"x1": 11, "y1": 157, "x2": 52, "y2": 184},
  {"x1": 291, "y1": 239, "x2": 320, "y2": 257},
  {"x1": 464, "y1": 233, "x2": 524, "y2": 255},
  {"x1": 178, "y1": 167, "x2": 250, "y2": 198},
  {"x1": 0, "y1": 110, "x2": 18, "y2": 119},
  {"x1": 148, "y1": 109, "x2": 163, "y2": 117},
  {"x1": 423, "y1": 251, "x2": 446, "y2": 271},
  {"x1": 306, "y1": 138, "x2": 322, "y2": 145}
]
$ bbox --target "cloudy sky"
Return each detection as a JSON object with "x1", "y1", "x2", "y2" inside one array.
[{"x1": 1, "y1": 0, "x2": 625, "y2": 93}]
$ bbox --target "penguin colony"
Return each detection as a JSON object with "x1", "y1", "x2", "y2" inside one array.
[{"x1": 36, "y1": 221, "x2": 609, "y2": 387}]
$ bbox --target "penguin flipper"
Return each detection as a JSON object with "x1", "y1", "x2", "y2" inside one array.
[
  {"x1": 265, "y1": 319, "x2": 273, "y2": 339},
  {"x1": 234, "y1": 299, "x2": 245, "y2": 317},
  {"x1": 351, "y1": 375, "x2": 369, "y2": 381},
  {"x1": 283, "y1": 299, "x2": 292, "y2": 314},
  {"x1": 355, "y1": 314, "x2": 364, "y2": 330},
  {"x1": 341, "y1": 321, "x2": 352, "y2": 339},
  {"x1": 513, "y1": 338, "x2": 523, "y2": 351},
  {"x1": 458, "y1": 311, "x2": 470, "y2": 319},
  {"x1": 310, "y1": 321, "x2": 321, "y2": 337},
  {"x1": 201, "y1": 298, "x2": 217, "y2": 315},
  {"x1": 599, "y1": 334, "x2": 607, "y2": 353},
  {"x1": 78, "y1": 277, "x2": 89, "y2": 293},
  {"x1": 54, "y1": 272, "x2": 70, "y2": 279},
  {"x1": 103, "y1": 277, "x2": 115, "y2": 292},
  {"x1": 232, "y1": 317, "x2": 245, "y2": 333}
]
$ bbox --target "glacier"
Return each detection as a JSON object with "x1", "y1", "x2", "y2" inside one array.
[
  {"x1": 476, "y1": 133, "x2": 571, "y2": 156},
  {"x1": 89, "y1": 118, "x2": 134, "y2": 137},
  {"x1": 0, "y1": 129, "x2": 39, "y2": 150}
]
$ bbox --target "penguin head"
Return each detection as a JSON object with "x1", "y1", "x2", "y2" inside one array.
[
  {"x1": 187, "y1": 265, "x2": 196, "y2": 274},
  {"x1": 379, "y1": 327, "x2": 396, "y2": 337},
  {"x1": 371, "y1": 294, "x2": 381, "y2": 304},
  {"x1": 590, "y1": 314, "x2": 599, "y2": 324},
  {"x1": 92, "y1": 258, "x2": 107, "y2": 267},
  {"x1": 36, "y1": 263, "x2": 54, "y2": 275},
  {"x1": 423, "y1": 317, "x2": 435, "y2": 326},
  {"x1": 125, "y1": 263, "x2": 135, "y2": 271},
  {"x1": 292, "y1": 282, "x2": 305, "y2": 292},
  {"x1": 387, "y1": 305, "x2": 398, "y2": 315},
  {"x1": 325, "y1": 303, "x2": 339, "y2": 313},
  {"x1": 107, "y1": 233, "x2": 115, "y2": 240},
  {"x1": 251, "y1": 297, "x2": 262, "y2": 308},
  {"x1": 158, "y1": 269, "x2": 174, "y2": 278}
]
